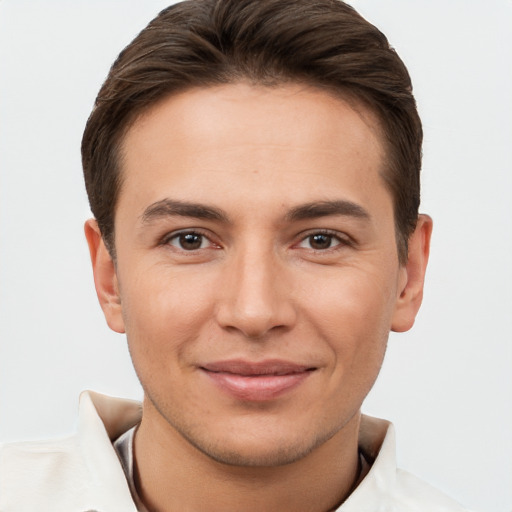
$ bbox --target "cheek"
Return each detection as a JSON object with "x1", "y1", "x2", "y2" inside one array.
[
  {"x1": 301, "y1": 265, "x2": 397, "y2": 366},
  {"x1": 118, "y1": 269, "x2": 215, "y2": 367}
]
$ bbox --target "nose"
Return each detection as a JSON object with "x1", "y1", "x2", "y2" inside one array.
[{"x1": 215, "y1": 244, "x2": 297, "y2": 339}]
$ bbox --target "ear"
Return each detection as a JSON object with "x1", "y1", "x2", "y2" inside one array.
[
  {"x1": 84, "y1": 219, "x2": 125, "y2": 333},
  {"x1": 391, "y1": 214, "x2": 433, "y2": 332}
]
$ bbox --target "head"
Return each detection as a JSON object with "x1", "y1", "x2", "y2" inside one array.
[{"x1": 83, "y1": 0, "x2": 431, "y2": 467}]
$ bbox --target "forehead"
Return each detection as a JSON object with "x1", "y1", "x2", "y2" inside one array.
[
  {"x1": 125, "y1": 83, "x2": 384, "y2": 153},
  {"x1": 118, "y1": 83, "x2": 388, "y2": 212}
]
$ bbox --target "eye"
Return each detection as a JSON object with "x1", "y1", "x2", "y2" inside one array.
[
  {"x1": 297, "y1": 232, "x2": 344, "y2": 250},
  {"x1": 166, "y1": 231, "x2": 212, "y2": 251}
]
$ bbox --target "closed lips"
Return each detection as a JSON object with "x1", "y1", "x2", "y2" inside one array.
[{"x1": 200, "y1": 360, "x2": 316, "y2": 401}]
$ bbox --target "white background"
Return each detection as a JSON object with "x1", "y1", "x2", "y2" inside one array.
[{"x1": 0, "y1": 1, "x2": 510, "y2": 511}]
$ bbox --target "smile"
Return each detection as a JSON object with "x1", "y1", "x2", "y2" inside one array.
[{"x1": 200, "y1": 360, "x2": 316, "y2": 401}]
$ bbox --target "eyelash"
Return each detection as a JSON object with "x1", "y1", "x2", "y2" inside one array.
[
  {"x1": 295, "y1": 229, "x2": 352, "y2": 252},
  {"x1": 160, "y1": 228, "x2": 352, "y2": 253},
  {"x1": 160, "y1": 229, "x2": 219, "y2": 251}
]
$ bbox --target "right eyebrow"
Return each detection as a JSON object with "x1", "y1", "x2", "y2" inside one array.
[{"x1": 141, "y1": 199, "x2": 229, "y2": 224}]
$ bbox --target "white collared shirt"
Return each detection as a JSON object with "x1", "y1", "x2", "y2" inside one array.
[{"x1": 0, "y1": 391, "x2": 471, "y2": 512}]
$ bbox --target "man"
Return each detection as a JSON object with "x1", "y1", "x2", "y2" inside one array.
[{"x1": 0, "y1": 0, "x2": 472, "y2": 510}]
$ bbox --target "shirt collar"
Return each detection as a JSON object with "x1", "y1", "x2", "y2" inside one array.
[
  {"x1": 81, "y1": 392, "x2": 401, "y2": 512},
  {"x1": 339, "y1": 415, "x2": 397, "y2": 510},
  {"x1": 82, "y1": 392, "x2": 399, "y2": 512},
  {"x1": 76, "y1": 390, "x2": 142, "y2": 511}
]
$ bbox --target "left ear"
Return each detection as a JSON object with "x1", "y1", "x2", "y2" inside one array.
[{"x1": 391, "y1": 214, "x2": 433, "y2": 332}]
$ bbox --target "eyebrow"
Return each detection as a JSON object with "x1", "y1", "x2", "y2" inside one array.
[
  {"x1": 285, "y1": 200, "x2": 370, "y2": 222},
  {"x1": 140, "y1": 198, "x2": 370, "y2": 225},
  {"x1": 141, "y1": 199, "x2": 229, "y2": 224}
]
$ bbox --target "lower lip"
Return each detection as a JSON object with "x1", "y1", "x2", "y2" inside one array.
[{"x1": 202, "y1": 370, "x2": 313, "y2": 401}]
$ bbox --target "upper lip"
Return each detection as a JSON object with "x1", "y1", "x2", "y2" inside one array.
[{"x1": 201, "y1": 359, "x2": 316, "y2": 376}]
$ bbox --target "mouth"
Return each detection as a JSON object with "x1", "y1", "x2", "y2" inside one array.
[{"x1": 200, "y1": 359, "x2": 316, "y2": 401}]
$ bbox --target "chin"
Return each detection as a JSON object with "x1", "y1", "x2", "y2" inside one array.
[
  {"x1": 177, "y1": 420, "x2": 341, "y2": 468},
  {"x1": 189, "y1": 437, "x2": 318, "y2": 468}
]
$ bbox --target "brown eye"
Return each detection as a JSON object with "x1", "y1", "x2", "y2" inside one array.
[
  {"x1": 297, "y1": 232, "x2": 344, "y2": 251},
  {"x1": 309, "y1": 233, "x2": 334, "y2": 250},
  {"x1": 168, "y1": 232, "x2": 208, "y2": 250},
  {"x1": 180, "y1": 233, "x2": 203, "y2": 250}
]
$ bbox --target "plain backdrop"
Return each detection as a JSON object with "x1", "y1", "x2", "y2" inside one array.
[{"x1": 0, "y1": 1, "x2": 511, "y2": 511}]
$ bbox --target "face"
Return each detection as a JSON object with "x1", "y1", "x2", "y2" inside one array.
[{"x1": 87, "y1": 83, "x2": 430, "y2": 467}]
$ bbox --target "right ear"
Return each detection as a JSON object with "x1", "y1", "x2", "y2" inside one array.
[{"x1": 84, "y1": 219, "x2": 125, "y2": 333}]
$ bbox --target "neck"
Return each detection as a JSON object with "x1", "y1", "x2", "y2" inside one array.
[{"x1": 133, "y1": 402, "x2": 362, "y2": 512}]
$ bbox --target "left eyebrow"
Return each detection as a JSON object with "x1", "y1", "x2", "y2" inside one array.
[{"x1": 285, "y1": 200, "x2": 370, "y2": 222}]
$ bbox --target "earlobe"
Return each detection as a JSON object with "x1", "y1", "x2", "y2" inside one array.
[
  {"x1": 391, "y1": 214, "x2": 433, "y2": 333},
  {"x1": 84, "y1": 219, "x2": 125, "y2": 334}
]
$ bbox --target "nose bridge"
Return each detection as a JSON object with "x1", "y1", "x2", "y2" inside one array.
[{"x1": 216, "y1": 238, "x2": 295, "y2": 338}]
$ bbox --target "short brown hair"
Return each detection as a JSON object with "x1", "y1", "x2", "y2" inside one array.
[{"x1": 82, "y1": 0, "x2": 422, "y2": 263}]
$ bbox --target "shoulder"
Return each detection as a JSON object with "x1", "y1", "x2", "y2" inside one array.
[
  {"x1": 392, "y1": 468, "x2": 473, "y2": 511},
  {"x1": 0, "y1": 434, "x2": 81, "y2": 479},
  {"x1": 0, "y1": 391, "x2": 141, "y2": 512},
  {"x1": 0, "y1": 435, "x2": 91, "y2": 511}
]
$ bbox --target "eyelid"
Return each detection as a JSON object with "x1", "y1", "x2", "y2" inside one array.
[
  {"x1": 158, "y1": 227, "x2": 353, "y2": 252},
  {"x1": 160, "y1": 228, "x2": 220, "y2": 249},
  {"x1": 294, "y1": 229, "x2": 353, "y2": 250}
]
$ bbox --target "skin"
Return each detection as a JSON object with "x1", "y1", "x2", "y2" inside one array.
[{"x1": 86, "y1": 83, "x2": 432, "y2": 511}]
